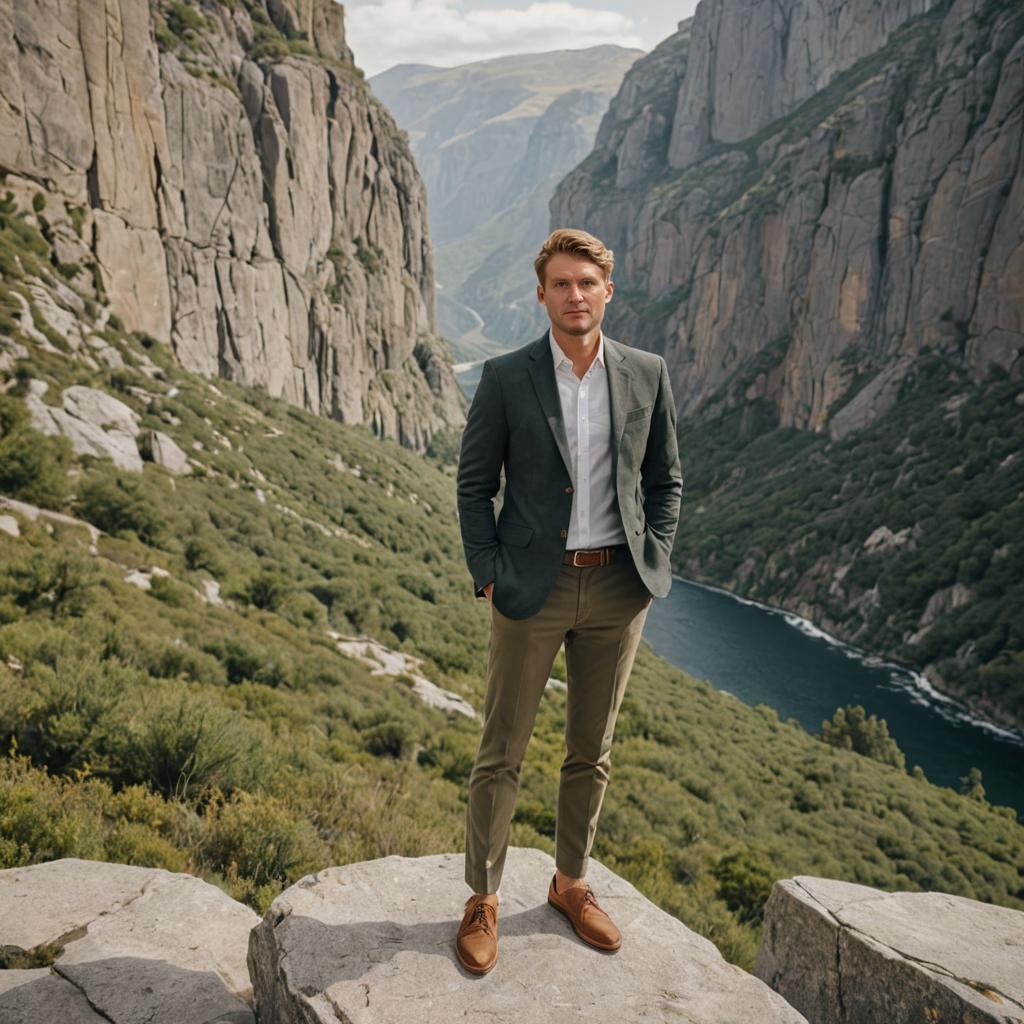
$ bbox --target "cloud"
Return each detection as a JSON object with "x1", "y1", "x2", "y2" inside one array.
[{"x1": 345, "y1": 0, "x2": 644, "y2": 75}]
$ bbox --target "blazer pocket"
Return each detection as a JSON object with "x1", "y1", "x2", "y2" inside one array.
[
  {"x1": 496, "y1": 519, "x2": 533, "y2": 547},
  {"x1": 624, "y1": 404, "x2": 653, "y2": 423}
]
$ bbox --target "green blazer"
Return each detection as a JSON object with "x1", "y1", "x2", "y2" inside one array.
[{"x1": 457, "y1": 332, "x2": 683, "y2": 620}]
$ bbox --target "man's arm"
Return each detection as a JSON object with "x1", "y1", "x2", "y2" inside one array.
[
  {"x1": 640, "y1": 357, "x2": 683, "y2": 557},
  {"x1": 457, "y1": 360, "x2": 507, "y2": 598}
]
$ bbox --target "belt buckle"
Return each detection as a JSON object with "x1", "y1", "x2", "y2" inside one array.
[{"x1": 572, "y1": 550, "x2": 588, "y2": 567}]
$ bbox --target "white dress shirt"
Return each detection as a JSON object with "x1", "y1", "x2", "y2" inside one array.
[{"x1": 548, "y1": 329, "x2": 627, "y2": 549}]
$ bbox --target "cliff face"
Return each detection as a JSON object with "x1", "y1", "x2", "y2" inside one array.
[
  {"x1": 371, "y1": 47, "x2": 642, "y2": 357},
  {"x1": 551, "y1": 0, "x2": 1023, "y2": 728},
  {"x1": 552, "y1": 0, "x2": 1023, "y2": 431},
  {"x1": 0, "y1": 0, "x2": 464, "y2": 450}
]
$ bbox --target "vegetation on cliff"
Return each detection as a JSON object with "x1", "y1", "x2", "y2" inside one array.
[{"x1": 674, "y1": 356, "x2": 1024, "y2": 731}]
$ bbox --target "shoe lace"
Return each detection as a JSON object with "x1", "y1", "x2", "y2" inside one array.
[
  {"x1": 470, "y1": 900, "x2": 494, "y2": 935},
  {"x1": 579, "y1": 886, "x2": 604, "y2": 918}
]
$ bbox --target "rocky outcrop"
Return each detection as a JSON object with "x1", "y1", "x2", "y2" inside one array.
[
  {"x1": 25, "y1": 379, "x2": 144, "y2": 472},
  {"x1": 371, "y1": 47, "x2": 642, "y2": 355},
  {"x1": 248, "y1": 847, "x2": 808, "y2": 1023},
  {"x1": 756, "y1": 876, "x2": 1024, "y2": 1023},
  {"x1": 333, "y1": 634, "x2": 478, "y2": 718},
  {"x1": 552, "y1": 0, "x2": 1024, "y2": 432},
  {"x1": 0, "y1": 0, "x2": 464, "y2": 451},
  {"x1": 0, "y1": 857, "x2": 258, "y2": 1024}
]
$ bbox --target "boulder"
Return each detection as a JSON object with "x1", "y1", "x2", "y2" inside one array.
[
  {"x1": 144, "y1": 429, "x2": 193, "y2": 474},
  {"x1": 248, "y1": 847, "x2": 808, "y2": 1023},
  {"x1": 0, "y1": 858, "x2": 259, "y2": 1024},
  {"x1": 756, "y1": 876, "x2": 1024, "y2": 1024}
]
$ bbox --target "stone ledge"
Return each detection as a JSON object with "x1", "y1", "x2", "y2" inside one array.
[{"x1": 248, "y1": 846, "x2": 808, "y2": 1024}]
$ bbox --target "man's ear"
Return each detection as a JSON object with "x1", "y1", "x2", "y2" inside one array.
[
  {"x1": 536, "y1": 283, "x2": 546, "y2": 307},
  {"x1": 605, "y1": 278, "x2": 614, "y2": 303}
]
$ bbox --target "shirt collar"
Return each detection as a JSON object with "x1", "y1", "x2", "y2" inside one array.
[{"x1": 548, "y1": 328, "x2": 605, "y2": 372}]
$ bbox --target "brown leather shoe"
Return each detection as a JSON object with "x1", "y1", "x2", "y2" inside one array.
[
  {"x1": 455, "y1": 892, "x2": 499, "y2": 974},
  {"x1": 547, "y1": 875, "x2": 621, "y2": 951}
]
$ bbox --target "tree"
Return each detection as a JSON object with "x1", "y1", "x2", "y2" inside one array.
[
  {"x1": 821, "y1": 705, "x2": 906, "y2": 770},
  {"x1": 959, "y1": 767, "x2": 986, "y2": 802}
]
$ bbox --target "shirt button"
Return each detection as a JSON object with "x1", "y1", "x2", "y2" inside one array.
[
  {"x1": 559, "y1": 529, "x2": 568, "y2": 539},
  {"x1": 565, "y1": 486, "x2": 573, "y2": 494}
]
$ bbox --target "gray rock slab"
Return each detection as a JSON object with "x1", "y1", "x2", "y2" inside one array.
[
  {"x1": 756, "y1": 876, "x2": 1024, "y2": 1024},
  {"x1": 249, "y1": 847, "x2": 807, "y2": 1024},
  {"x1": 0, "y1": 858, "x2": 259, "y2": 1024},
  {"x1": 0, "y1": 969, "x2": 108, "y2": 1024}
]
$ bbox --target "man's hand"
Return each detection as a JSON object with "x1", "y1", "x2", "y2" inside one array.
[{"x1": 483, "y1": 582, "x2": 494, "y2": 602}]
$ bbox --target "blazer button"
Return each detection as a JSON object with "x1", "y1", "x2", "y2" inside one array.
[
  {"x1": 565, "y1": 486, "x2": 573, "y2": 494},
  {"x1": 559, "y1": 529, "x2": 568, "y2": 538}
]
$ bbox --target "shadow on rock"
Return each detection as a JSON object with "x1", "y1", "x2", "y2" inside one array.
[{"x1": 0, "y1": 956, "x2": 254, "y2": 1024}]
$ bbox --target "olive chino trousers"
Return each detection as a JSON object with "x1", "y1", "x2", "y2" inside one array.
[{"x1": 464, "y1": 552, "x2": 652, "y2": 894}]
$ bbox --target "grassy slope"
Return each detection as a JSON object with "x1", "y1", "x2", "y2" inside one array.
[{"x1": 0, "y1": 200, "x2": 1022, "y2": 972}]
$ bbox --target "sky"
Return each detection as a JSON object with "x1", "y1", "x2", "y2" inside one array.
[{"x1": 344, "y1": 0, "x2": 701, "y2": 77}]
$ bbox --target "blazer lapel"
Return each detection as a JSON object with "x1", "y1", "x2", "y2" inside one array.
[
  {"x1": 527, "y1": 334, "x2": 574, "y2": 482},
  {"x1": 603, "y1": 335, "x2": 632, "y2": 458}
]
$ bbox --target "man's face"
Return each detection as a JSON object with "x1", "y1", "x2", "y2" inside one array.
[{"x1": 537, "y1": 253, "x2": 613, "y2": 337}]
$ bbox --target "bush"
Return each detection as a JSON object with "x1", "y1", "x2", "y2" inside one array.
[
  {"x1": 116, "y1": 687, "x2": 267, "y2": 800},
  {"x1": 201, "y1": 790, "x2": 327, "y2": 893},
  {"x1": 711, "y1": 847, "x2": 776, "y2": 924},
  {"x1": 0, "y1": 396, "x2": 71, "y2": 506},
  {"x1": 0, "y1": 754, "x2": 107, "y2": 867},
  {"x1": 247, "y1": 570, "x2": 290, "y2": 611},
  {"x1": 0, "y1": 549, "x2": 98, "y2": 618},
  {"x1": 76, "y1": 475, "x2": 165, "y2": 545},
  {"x1": 0, "y1": 656, "x2": 132, "y2": 777}
]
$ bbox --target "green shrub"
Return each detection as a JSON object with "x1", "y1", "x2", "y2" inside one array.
[
  {"x1": 0, "y1": 396, "x2": 71, "y2": 506},
  {"x1": 0, "y1": 656, "x2": 131, "y2": 777},
  {"x1": 116, "y1": 686, "x2": 268, "y2": 800},
  {"x1": 0, "y1": 548, "x2": 98, "y2": 618},
  {"x1": 202, "y1": 790, "x2": 327, "y2": 891},
  {"x1": 711, "y1": 847, "x2": 777, "y2": 924},
  {"x1": 247, "y1": 570, "x2": 290, "y2": 611},
  {"x1": 0, "y1": 754, "x2": 107, "y2": 867},
  {"x1": 960, "y1": 767, "x2": 986, "y2": 802},
  {"x1": 166, "y1": 1, "x2": 206, "y2": 35},
  {"x1": 76, "y1": 474, "x2": 165, "y2": 545}
]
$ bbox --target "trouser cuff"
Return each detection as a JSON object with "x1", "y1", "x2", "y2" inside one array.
[{"x1": 554, "y1": 850, "x2": 589, "y2": 880}]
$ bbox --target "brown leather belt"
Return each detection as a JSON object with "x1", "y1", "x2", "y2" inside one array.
[{"x1": 562, "y1": 545, "x2": 628, "y2": 567}]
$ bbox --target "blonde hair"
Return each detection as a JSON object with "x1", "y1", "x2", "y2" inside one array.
[{"x1": 534, "y1": 228, "x2": 614, "y2": 285}]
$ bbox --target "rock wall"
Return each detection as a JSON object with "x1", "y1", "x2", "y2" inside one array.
[
  {"x1": 552, "y1": 0, "x2": 1023, "y2": 433},
  {"x1": 0, "y1": 0, "x2": 464, "y2": 451}
]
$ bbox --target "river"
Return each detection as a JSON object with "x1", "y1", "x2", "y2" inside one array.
[{"x1": 644, "y1": 575, "x2": 1024, "y2": 818}]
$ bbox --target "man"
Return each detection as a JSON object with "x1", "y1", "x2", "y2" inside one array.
[{"x1": 454, "y1": 228, "x2": 682, "y2": 974}]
